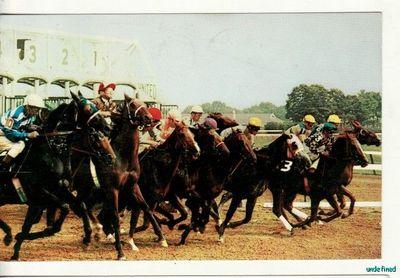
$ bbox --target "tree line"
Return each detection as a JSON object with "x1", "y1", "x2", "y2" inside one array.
[{"x1": 182, "y1": 84, "x2": 381, "y2": 131}]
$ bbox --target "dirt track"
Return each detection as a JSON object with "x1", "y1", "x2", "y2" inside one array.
[{"x1": 0, "y1": 174, "x2": 381, "y2": 261}]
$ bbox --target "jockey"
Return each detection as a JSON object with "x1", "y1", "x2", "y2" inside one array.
[
  {"x1": 139, "y1": 107, "x2": 163, "y2": 153},
  {"x1": 0, "y1": 94, "x2": 45, "y2": 169},
  {"x1": 92, "y1": 83, "x2": 117, "y2": 122},
  {"x1": 285, "y1": 114, "x2": 316, "y2": 142},
  {"x1": 220, "y1": 116, "x2": 262, "y2": 147},
  {"x1": 304, "y1": 114, "x2": 341, "y2": 172},
  {"x1": 202, "y1": 117, "x2": 218, "y2": 132},
  {"x1": 160, "y1": 108, "x2": 183, "y2": 140},
  {"x1": 184, "y1": 105, "x2": 203, "y2": 128}
]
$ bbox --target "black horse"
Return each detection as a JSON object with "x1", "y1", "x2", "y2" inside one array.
[
  {"x1": 0, "y1": 93, "x2": 109, "y2": 260},
  {"x1": 215, "y1": 133, "x2": 303, "y2": 242}
]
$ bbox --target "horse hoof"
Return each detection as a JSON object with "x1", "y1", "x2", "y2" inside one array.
[
  {"x1": 217, "y1": 236, "x2": 225, "y2": 244},
  {"x1": 120, "y1": 228, "x2": 127, "y2": 235},
  {"x1": 10, "y1": 255, "x2": 19, "y2": 261},
  {"x1": 106, "y1": 234, "x2": 116, "y2": 243},
  {"x1": 317, "y1": 220, "x2": 324, "y2": 225},
  {"x1": 4, "y1": 234, "x2": 12, "y2": 246},
  {"x1": 128, "y1": 238, "x2": 139, "y2": 251},
  {"x1": 117, "y1": 255, "x2": 126, "y2": 261},
  {"x1": 160, "y1": 239, "x2": 168, "y2": 248},
  {"x1": 94, "y1": 233, "x2": 101, "y2": 242},
  {"x1": 290, "y1": 229, "x2": 295, "y2": 236},
  {"x1": 177, "y1": 224, "x2": 187, "y2": 231}
]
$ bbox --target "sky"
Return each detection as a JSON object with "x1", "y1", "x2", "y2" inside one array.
[{"x1": 0, "y1": 13, "x2": 381, "y2": 109}]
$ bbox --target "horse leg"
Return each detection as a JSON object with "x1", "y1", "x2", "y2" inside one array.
[
  {"x1": 227, "y1": 195, "x2": 257, "y2": 229},
  {"x1": 155, "y1": 205, "x2": 175, "y2": 226},
  {"x1": 216, "y1": 195, "x2": 241, "y2": 243},
  {"x1": 132, "y1": 183, "x2": 168, "y2": 247},
  {"x1": 179, "y1": 222, "x2": 194, "y2": 245},
  {"x1": 0, "y1": 218, "x2": 12, "y2": 246},
  {"x1": 339, "y1": 185, "x2": 356, "y2": 218},
  {"x1": 337, "y1": 187, "x2": 346, "y2": 209},
  {"x1": 11, "y1": 206, "x2": 43, "y2": 261},
  {"x1": 134, "y1": 208, "x2": 151, "y2": 233},
  {"x1": 107, "y1": 188, "x2": 125, "y2": 260},
  {"x1": 218, "y1": 191, "x2": 233, "y2": 211},
  {"x1": 270, "y1": 187, "x2": 293, "y2": 234},
  {"x1": 209, "y1": 199, "x2": 221, "y2": 226},
  {"x1": 165, "y1": 195, "x2": 188, "y2": 230},
  {"x1": 46, "y1": 206, "x2": 57, "y2": 227},
  {"x1": 128, "y1": 204, "x2": 141, "y2": 251},
  {"x1": 318, "y1": 194, "x2": 343, "y2": 222},
  {"x1": 283, "y1": 192, "x2": 309, "y2": 223}
]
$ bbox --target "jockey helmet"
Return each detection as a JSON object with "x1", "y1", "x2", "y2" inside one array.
[
  {"x1": 303, "y1": 114, "x2": 316, "y2": 123},
  {"x1": 248, "y1": 117, "x2": 262, "y2": 128},
  {"x1": 24, "y1": 94, "x2": 45, "y2": 108},
  {"x1": 323, "y1": 122, "x2": 338, "y2": 133},
  {"x1": 98, "y1": 82, "x2": 116, "y2": 92},
  {"x1": 203, "y1": 117, "x2": 218, "y2": 130},
  {"x1": 148, "y1": 107, "x2": 162, "y2": 121},
  {"x1": 167, "y1": 109, "x2": 182, "y2": 122},
  {"x1": 190, "y1": 105, "x2": 204, "y2": 114},
  {"x1": 327, "y1": 114, "x2": 341, "y2": 124}
]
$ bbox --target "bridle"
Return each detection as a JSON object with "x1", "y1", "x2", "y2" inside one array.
[{"x1": 125, "y1": 100, "x2": 148, "y2": 127}]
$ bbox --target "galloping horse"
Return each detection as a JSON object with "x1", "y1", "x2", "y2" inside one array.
[
  {"x1": 72, "y1": 94, "x2": 168, "y2": 259},
  {"x1": 333, "y1": 121, "x2": 381, "y2": 215},
  {"x1": 110, "y1": 122, "x2": 199, "y2": 250},
  {"x1": 1, "y1": 92, "x2": 109, "y2": 260},
  {"x1": 216, "y1": 133, "x2": 303, "y2": 241},
  {"x1": 281, "y1": 131, "x2": 370, "y2": 229}
]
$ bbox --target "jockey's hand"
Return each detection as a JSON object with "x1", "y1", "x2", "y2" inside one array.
[
  {"x1": 100, "y1": 111, "x2": 112, "y2": 117},
  {"x1": 320, "y1": 151, "x2": 330, "y2": 157},
  {"x1": 27, "y1": 131, "x2": 39, "y2": 139}
]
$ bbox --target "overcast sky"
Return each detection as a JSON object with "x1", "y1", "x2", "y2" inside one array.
[{"x1": 0, "y1": 13, "x2": 381, "y2": 109}]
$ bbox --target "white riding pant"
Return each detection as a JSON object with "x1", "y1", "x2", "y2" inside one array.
[{"x1": 0, "y1": 135, "x2": 26, "y2": 158}]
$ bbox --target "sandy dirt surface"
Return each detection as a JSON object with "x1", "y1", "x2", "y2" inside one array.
[{"x1": 0, "y1": 174, "x2": 381, "y2": 261}]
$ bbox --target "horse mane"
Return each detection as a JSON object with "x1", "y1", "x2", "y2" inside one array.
[{"x1": 42, "y1": 103, "x2": 73, "y2": 131}]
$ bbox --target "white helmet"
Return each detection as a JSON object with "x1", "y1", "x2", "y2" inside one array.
[
  {"x1": 167, "y1": 109, "x2": 182, "y2": 121},
  {"x1": 24, "y1": 94, "x2": 45, "y2": 108},
  {"x1": 190, "y1": 105, "x2": 203, "y2": 113}
]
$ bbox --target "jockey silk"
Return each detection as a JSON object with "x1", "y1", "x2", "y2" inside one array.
[{"x1": 0, "y1": 105, "x2": 36, "y2": 142}]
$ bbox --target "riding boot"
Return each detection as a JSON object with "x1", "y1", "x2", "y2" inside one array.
[{"x1": 1, "y1": 154, "x2": 13, "y2": 169}]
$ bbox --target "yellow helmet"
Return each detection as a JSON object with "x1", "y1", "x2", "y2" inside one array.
[
  {"x1": 303, "y1": 114, "x2": 316, "y2": 123},
  {"x1": 327, "y1": 114, "x2": 341, "y2": 124},
  {"x1": 248, "y1": 117, "x2": 262, "y2": 128}
]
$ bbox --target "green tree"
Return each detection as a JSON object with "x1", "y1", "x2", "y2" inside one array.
[
  {"x1": 183, "y1": 101, "x2": 241, "y2": 114},
  {"x1": 286, "y1": 84, "x2": 345, "y2": 123}
]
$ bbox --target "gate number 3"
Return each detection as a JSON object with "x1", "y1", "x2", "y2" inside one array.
[{"x1": 280, "y1": 160, "x2": 293, "y2": 172}]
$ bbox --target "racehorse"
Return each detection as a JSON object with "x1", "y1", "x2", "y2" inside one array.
[
  {"x1": 176, "y1": 128, "x2": 257, "y2": 244},
  {"x1": 115, "y1": 121, "x2": 201, "y2": 249},
  {"x1": 71, "y1": 94, "x2": 168, "y2": 259},
  {"x1": 1, "y1": 92, "x2": 109, "y2": 260},
  {"x1": 333, "y1": 121, "x2": 381, "y2": 215},
  {"x1": 215, "y1": 133, "x2": 303, "y2": 241},
  {"x1": 207, "y1": 113, "x2": 239, "y2": 134},
  {"x1": 282, "y1": 131, "x2": 370, "y2": 229}
]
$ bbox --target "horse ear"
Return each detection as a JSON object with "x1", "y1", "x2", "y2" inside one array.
[
  {"x1": 124, "y1": 93, "x2": 132, "y2": 102},
  {"x1": 70, "y1": 91, "x2": 80, "y2": 103},
  {"x1": 77, "y1": 90, "x2": 83, "y2": 97},
  {"x1": 352, "y1": 120, "x2": 362, "y2": 129}
]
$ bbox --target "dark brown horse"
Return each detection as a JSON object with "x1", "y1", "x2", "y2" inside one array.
[
  {"x1": 178, "y1": 128, "x2": 257, "y2": 244},
  {"x1": 71, "y1": 94, "x2": 164, "y2": 260},
  {"x1": 333, "y1": 121, "x2": 381, "y2": 215},
  {"x1": 118, "y1": 121, "x2": 201, "y2": 250},
  {"x1": 281, "y1": 131, "x2": 370, "y2": 230}
]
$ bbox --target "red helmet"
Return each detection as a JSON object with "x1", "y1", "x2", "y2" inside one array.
[
  {"x1": 98, "y1": 82, "x2": 116, "y2": 92},
  {"x1": 148, "y1": 107, "x2": 162, "y2": 121}
]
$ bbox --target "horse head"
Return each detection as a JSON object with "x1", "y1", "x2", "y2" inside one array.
[
  {"x1": 333, "y1": 132, "x2": 369, "y2": 167},
  {"x1": 352, "y1": 120, "x2": 381, "y2": 147},
  {"x1": 207, "y1": 113, "x2": 239, "y2": 134},
  {"x1": 224, "y1": 129, "x2": 257, "y2": 163},
  {"x1": 196, "y1": 125, "x2": 230, "y2": 159},
  {"x1": 164, "y1": 121, "x2": 201, "y2": 160},
  {"x1": 116, "y1": 94, "x2": 152, "y2": 128},
  {"x1": 285, "y1": 133, "x2": 304, "y2": 159}
]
